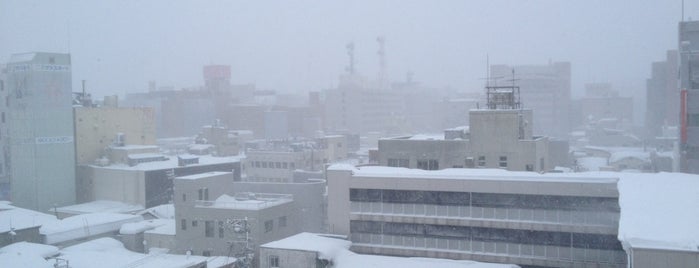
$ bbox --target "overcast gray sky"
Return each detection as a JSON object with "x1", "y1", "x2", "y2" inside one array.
[{"x1": 1, "y1": 0, "x2": 698, "y2": 104}]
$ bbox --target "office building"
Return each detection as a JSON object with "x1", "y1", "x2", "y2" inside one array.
[
  {"x1": 645, "y1": 50, "x2": 679, "y2": 140},
  {"x1": 378, "y1": 85, "x2": 555, "y2": 172},
  {"x1": 327, "y1": 165, "x2": 626, "y2": 267},
  {"x1": 679, "y1": 20, "x2": 699, "y2": 173},
  {"x1": 491, "y1": 61, "x2": 571, "y2": 138},
  {"x1": 4, "y1": 52, "x2": 76, "y2": 211}
]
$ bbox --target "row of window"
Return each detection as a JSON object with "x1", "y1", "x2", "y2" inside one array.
[
  {"x1": 179, "y1": 219, "x2": 225, "y2": 238},
  {"x1": 181, "y1": 187, "x2": 209, "y2": 202},
  {"x1": 251, "y1": 161, "x2": 296, "y2": 170},
  {"x1": 264, "y1": 216, "x2": 287, "y2": 233},
  {"x1": 350, "y1": 220, "x2": 624, "y2": 250},
  {"x1": 349, "y1": 189, "x2": 620, "y2": 211},
  {"x1": 180, "y1": 216, "x2": 288, "y2": 236},
  {"x1": 388, "y1": 156, "x2": 509, "y2": 169}
]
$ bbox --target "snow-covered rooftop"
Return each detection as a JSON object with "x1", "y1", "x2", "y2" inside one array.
[
  {"x1": 0, "y1": 242, "x2": 54, "y2": 268},
  {"x1": 0, "y1": 202, "x2": 57, "y2": 233},
  {"x1": 119, "y1": 219, "x2": 172, "y2": 235},
  {"x1": 93, "y1": 154, "x2": 242, "y2": 171},
  {"x1": 199, "y1": 193, "x2": 292, "y2": 210},
  {"x1": 58, "y1": 237, "x2": 235, "y2": 268},
  {"x1": 261, "y1": 232, "x2": 351, "y2": 260},
  {"x1": 0, "y1": 241, "x2": 59, "y2": 258},
  {"x1": 138, "y1": 204, "x2": 175, "y2": 219},
  {"x1": 40, "y1": 213, "x2": 143, "y2": 244},
  {"x1": 144, "y1": 219, "x2": 175, "y2": 236},
  {"x1": 328, "y1": 164, "x2": 699, "y2": 252},
  {"x1": 261, "y1": 233, "x2": 518, "y2": 268},
  {"x1": 406, "y1": 134, "x2": 445, "y2": 140},
  {"x1": 176, "y1": 171, "x2": 231, "y2": 180},
  {"x1": 328, "y1": 165, "x2": 619, "y2": 184},
  {"x1": 52, "y1": 200, "x2": 144, "y2": 216},
  {"x1": 609, "y1": 151, "x2": 650, "y2": 163},
  {"x1": 616, "y1": 172, "x2": 699, "y2": 251}
]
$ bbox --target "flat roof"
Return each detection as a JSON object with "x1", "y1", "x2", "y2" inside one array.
[
  {"x1": 91, "y1": 154, "x2": 242, "y2": 171},
  {"x1": 329, "y1": 165, "x2": 619, "y2": 184},
  {"x1": 199, "y1": 193, "x2": 292, "y2": 210},
  {"x1": 262, "y1": 233, "x2": 517, "y2": 268},
  {"x1": 176, "y1": 171, "x2": 232, "y2": 180},
  {"x1": 52, "y1": 200, "x2": 144, "y2": 215},
  {"x1": 328, "y1": 164, "x2": 699, "y2": 252}
]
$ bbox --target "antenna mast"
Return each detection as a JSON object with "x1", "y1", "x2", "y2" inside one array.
[
  {"x1": 346, "y1": 42, "x2": 355, "y2": 75},
  {"x1": 377, "y1": 36, "x2": 387, "y2": 89}
]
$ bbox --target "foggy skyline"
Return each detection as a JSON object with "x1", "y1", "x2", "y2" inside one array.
[{"x1": 1, "y1": 0, "x2": 698, "y2": 104}]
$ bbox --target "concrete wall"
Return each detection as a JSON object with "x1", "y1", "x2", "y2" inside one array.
[
  {"x1": 232, "y1": 180, "x2": 327, "y2": 233},
  {"x1": 630, "y1": 247, "x2": 699, "y2": 268},
  {"x1": 0, "y1": 227, "x2": 42, "y2": 247},
  {"x1": 259, "y1": 247, "x2": 319, "y2": 268},
  {"x1": 144, "y1": 232, "x2": 176, "y2": 252},
  {"x1": 90, "y1": 168, "x2": 146, "y2": 206},
  {"x1": 174, "y1": 172, "x2": 298, "y2": 258}
]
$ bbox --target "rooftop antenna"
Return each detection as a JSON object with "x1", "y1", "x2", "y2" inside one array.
[
  {"x1": 377, "y1": 36, "x2": 387, "y2": 89},
  {"x1": 345, "y1": 42, "x2": 355, "y2": 75},
  {"x1": 682, "y1": 0, "x2": 685, "y2": 22},
  {"x1": 486, "y1": 54, "x2": 490, "y2": 87}
]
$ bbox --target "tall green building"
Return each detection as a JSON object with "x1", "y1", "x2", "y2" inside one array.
[{"x1": 5, "y1": 52, "x2": 76, "y2": 211}]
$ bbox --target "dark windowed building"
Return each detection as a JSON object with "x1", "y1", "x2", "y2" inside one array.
[{"x1": 327, "y1": 165, "x2": 626, "y2": 268}]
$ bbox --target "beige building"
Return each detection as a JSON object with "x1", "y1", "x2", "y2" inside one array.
[
  {"x1": 379, "y1": 109, "x2": 553, "y2": 172},
  {"x1": 74, "y1": 105, "x2": 156, "y2": 165},
  {"x1": 326, "y1": 165, "x2": 626, "y2": 268}
]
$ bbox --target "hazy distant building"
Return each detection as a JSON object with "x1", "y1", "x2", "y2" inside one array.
[
  {"x1": 4, "y1": 52, "x2": 76, "y2": 211},
  {"x1": 323, "y1": 74, "x2": 408, "y2": 135},
  {"x1": 0, "y1": 64, "x2": 8, "y2": 200},
  {"x1": 491, "y1": 61, "x2": 571, "y2": 138},
  {"x1": 580, "y1": 83, "x2": 633, "y2": 125},
  {"x1": 645, "y1": 50, "x2": 679, "y2": 140},
  {"x1": 679, "y1": 20, "x2": 699, "y2": 173}
]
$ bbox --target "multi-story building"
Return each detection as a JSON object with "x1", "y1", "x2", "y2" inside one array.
[
  {"x1": 580, "y1": 83, "x2": 633, "y2": 126},
  {"x1": 378, "y1": 86, "x2": 554, "y2": 172},
  {"x1": 645, "y1": 50, "x2": 679, "y2": 140},
  {"x1": 4, "y1": 52, "x2": 76, "y2": 211},
  {"x1": 76, "y1": 145, "x2": 241, "y2": 208},
  {"x1": 679, "y1": 20, "x2": 699, "y2": 174},
  {"x1": 327, "y1": 165, "x2": 626, "y2": 268},
  {"x1": 491, "y1": 61, "x2": 571, "y2": 139},
  {"x1": 245, "y1": 136, "x2": 348, "y2": 182},
  {"x1": 0, "y1": 64, "x2": 8, "y2": 200},
  {"x1": 174, "y1": 171, "x2": 298, "y2": 265},
  {"x1": 323, "y1": 74, "x2": 408, "y2": 135},
  {"x1": 74, "y1": 99, "x2": 156, "y2": 165}
]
